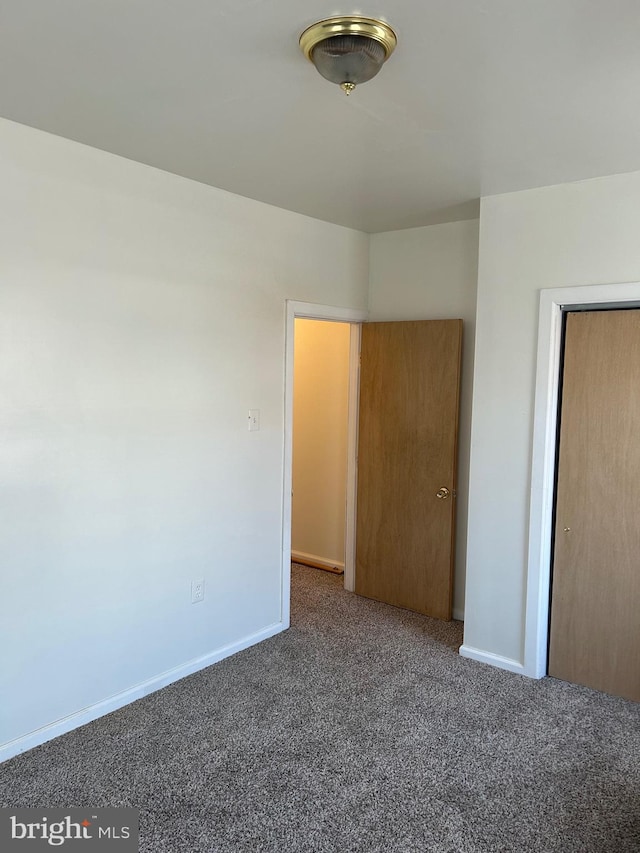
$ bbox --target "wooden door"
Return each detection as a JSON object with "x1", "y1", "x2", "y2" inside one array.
[
  {"x1": 355, "y1": 320, "x2": 462, "y2": 620},
  {"x1": 549, "y1": 309, "x2": 640, "y2": 701}
]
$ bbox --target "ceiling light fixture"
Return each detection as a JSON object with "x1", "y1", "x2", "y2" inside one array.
[{"x1": 299, "y1": 16, "x2": 397, "y2": 95}]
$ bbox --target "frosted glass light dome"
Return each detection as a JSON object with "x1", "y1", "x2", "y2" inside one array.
[{"x1": 299, "y1": 17, "x2": 397, "y2": 95}]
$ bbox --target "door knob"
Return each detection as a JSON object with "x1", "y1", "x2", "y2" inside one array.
[{"x1": 436, "y1": 487, "x2": 450, "y2": 500}]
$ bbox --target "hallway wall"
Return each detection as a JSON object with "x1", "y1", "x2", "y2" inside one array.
[{"x1": 292, "y1": 320, "x2": 350, "y2": 569}]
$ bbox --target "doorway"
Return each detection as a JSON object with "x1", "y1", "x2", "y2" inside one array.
[
  {"x1": 282, "y1": 302, "x2": 463, "y2": 629},
  {"x1": 525, "y1": 281, "x2": 640, "y2": 681},
  {"x1": 281, "y1": 301, "x2": 367, "y2": 629},
  {"x1": 291, "y1": 318, "x2": 351, "y2": 576}
]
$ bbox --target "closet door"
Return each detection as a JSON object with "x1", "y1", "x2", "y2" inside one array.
[{"x1": 549, "y1": 309, "x2": 640, "y2": 701}]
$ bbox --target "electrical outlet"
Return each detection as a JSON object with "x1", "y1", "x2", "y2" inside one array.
[{"x1": 191, "y1": 578, "x2": 205, "y2": 604}]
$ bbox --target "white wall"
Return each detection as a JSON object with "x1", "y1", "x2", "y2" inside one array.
[
  {"x1": 292, "y1": 319, "x2": 350, "y2": 568},
  {"x1": 0, "y1": 118, "x2": 369, "y2": 756},
  {"x1": 464, "y1": 170, "x2": 640, "y2": 668},
  {"x1": 369, "y1": 219, "x2": 480, "y2": 619}
]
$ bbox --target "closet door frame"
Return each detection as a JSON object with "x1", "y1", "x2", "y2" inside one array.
[{"x1": 526, "y1": 281, "x2": 640, "y2": 679}]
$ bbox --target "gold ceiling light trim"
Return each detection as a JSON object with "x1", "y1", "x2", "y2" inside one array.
[
  {"x1": 299, "y1": 17, "x2": 397, "y2": 62},
  {"x1": 299, "y1": 16, "x2": 397, "y2": 95}
]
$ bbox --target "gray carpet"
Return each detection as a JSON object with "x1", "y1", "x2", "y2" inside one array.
[{"x1": 1, "y1": 564, "x2": 639, "y2": 852}]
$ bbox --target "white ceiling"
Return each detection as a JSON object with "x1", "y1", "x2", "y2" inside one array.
[{"x1": 1, "y1": 1, "x2": 639, "y2": 232}]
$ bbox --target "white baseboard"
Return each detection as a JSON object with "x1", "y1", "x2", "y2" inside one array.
[
  {"x1": 458, "y1": 644, "x2": 526, "y2": 676},
  {"x1": 291, "y1": 550, "x2": 345, "y2": 571},
  {"x1": 0, "y1": 621, "x2": 285, "y2": 764},
  {"x1": 452, "y1": 607, "x2": 464, "y2": 622}
]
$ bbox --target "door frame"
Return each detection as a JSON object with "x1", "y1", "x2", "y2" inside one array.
[
  {"x1": 281, "y1": 300, "x2": 367, "y2": 628},
  {"x1": 525, "y1": 281, "x2": 640, "y2": 678}
]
